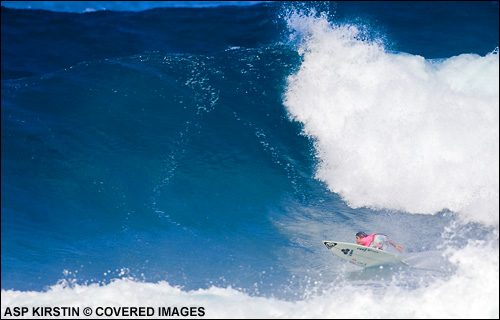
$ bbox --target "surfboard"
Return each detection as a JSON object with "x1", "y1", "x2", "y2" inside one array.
[{"x1": 323, "y1": 240, "x2": 408, "y2": 268}]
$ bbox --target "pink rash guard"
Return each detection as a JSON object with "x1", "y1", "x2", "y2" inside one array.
[{"x1": 358, "y1": 233, "x2": 376, "y2": 246}]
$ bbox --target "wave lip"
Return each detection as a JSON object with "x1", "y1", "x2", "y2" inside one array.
[{"x1": 283, "y1": 12, "x2": 500, "y2": 226}]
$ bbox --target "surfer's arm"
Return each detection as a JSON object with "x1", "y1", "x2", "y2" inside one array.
[{"x1": 389, "y1": 240, "x2": 404, "y2": 252}]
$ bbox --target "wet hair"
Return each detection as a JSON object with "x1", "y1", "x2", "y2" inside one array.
[{"x1": 356, "y1": 231, "x2": 368, "y2": 238}]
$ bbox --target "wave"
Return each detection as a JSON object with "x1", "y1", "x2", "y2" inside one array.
[{"x1": 1, "y1": 4, "x2": 498, "y2": 319}]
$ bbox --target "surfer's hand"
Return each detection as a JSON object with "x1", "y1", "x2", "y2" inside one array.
[{"x1": 395, "y1": 245, "x2": 404, "y2": 252}]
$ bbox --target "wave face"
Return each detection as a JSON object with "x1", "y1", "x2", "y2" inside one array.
[{"x1": 1, "y1": 2, "x2": 499, "y2": 318}]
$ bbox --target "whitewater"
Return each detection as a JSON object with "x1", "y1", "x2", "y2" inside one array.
[{"x1": 1, "y1": 2, "x2": 499, "y2": 319}]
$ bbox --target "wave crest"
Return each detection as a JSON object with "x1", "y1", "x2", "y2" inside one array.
[{"x1": 283, "y1": 12, "x2": 499, "y2": 226}]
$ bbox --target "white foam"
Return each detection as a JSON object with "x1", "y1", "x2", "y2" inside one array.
[
  {"x1": 2, "y1": 236, "x2": 498, "y2": 318},
  {"x1": 278, "y1": 14, "x2": 499, "y2": 317},
  {"x1": 283, "y1": 11, "x2": 499, "y2": 226}
]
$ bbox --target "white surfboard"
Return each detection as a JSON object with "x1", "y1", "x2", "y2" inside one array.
[{"x1": 323, "y1": 240, "x2": 408, "y2": 268}]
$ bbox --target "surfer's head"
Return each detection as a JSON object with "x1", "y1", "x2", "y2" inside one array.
[
  {"x1": 355, "y1": 231, "x2": 368, "y2": 244},
  {"x1": 356, "y1": 231, "x2": 367, "y2": 238}
]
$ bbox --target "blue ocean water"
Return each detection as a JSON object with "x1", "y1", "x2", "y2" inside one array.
[{"x1": 1, "y1": 1, "x2": 499, "y2": 318}]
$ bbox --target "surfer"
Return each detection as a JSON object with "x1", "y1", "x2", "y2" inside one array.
[{"x1": 355, "y1": 232, "x2": 404, "y2": 252}]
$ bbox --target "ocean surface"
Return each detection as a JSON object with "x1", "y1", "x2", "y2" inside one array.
[{"x1": 1, "y1": 1, "x2": 499, "y2": 318}]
